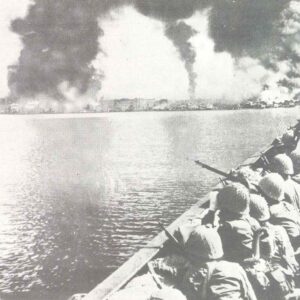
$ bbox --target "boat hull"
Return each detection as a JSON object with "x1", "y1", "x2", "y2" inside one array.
[{"x1": 82, "y1": 139, "x2": 285, "y2": 300}]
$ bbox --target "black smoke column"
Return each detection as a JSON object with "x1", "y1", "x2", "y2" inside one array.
[
  {"x1": 165, "y1": 22, "x2": 197, "y2": 100},
  {"x1": 10, "y1": 0, "x2": 106, "y2": 99}
]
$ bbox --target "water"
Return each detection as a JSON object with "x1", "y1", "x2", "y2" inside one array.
[{"x1": 0, "y1": 108, "x2": 299, "y2": 300}]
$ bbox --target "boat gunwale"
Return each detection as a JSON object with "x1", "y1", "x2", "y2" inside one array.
[{"x1": 83, "y1": 140, "x2": 278, "y2": 300}]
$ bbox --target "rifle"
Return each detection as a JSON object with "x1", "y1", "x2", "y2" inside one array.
[
  {"x1": 159, "y1": 222, "x2": 186, "y2": 253},
  {"x1": 194, "y1": 160, "x2": 251, "y2": 187},
  {"x1": 194, "y1": 120, "x2": 300, "y2": 183},
  {"x1": 251, "y1": 139, "x2": 284, "y2": 170},
  {"x1": 194, "y1": 160, "x2": 229, "y2": 178},
  {"x1": 252, "y1": 120, "x2": 300, "y2": 170}
]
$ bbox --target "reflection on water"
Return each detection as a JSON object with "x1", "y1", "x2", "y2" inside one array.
[{"x1": 0, "y1": 108, "x2": 299, "y2": 300}]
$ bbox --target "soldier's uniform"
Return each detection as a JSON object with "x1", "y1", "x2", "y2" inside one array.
[
  {"x1": 180, "y1": 226, "x2": 257, "y2": 300},
  {"x1": 270, "y1": 154, "x2": 300, "y2": 213},
  {"x1": 285, "y1": 178, "x2": 300, "y2": 213},
  {"x1": 269, "y1": 202, "x2": 300, "y2": 249},
  {"x1": 281, "y1": 130, "x2": 298, "y2": 155},
  {"x1": 216, "y1": 183, "x2": 260, "y2": 262},
  {"x1": 290, "y1": 150, "x2": 300, "y2": 176},
  {"x1": 249, "y1": 194, "x2": 299, "y2": 274},
  {"x1": 218, "y1": 213, "x2": 260, "y2": 262},
  {"x1": 183, "y1": 260, "x2": 256, "y2": 300},
  {"x1": 259, "y1": 173, "x2": 300, "y2": 250}
]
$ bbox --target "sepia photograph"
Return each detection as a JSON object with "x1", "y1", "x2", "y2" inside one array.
[{"x1": 1, "y1": 0, "x2": 300, "y2": 299}]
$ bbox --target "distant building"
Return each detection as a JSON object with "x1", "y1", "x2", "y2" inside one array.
[
  {"x1": 10, "y1": 103, "x2": 20, "y2": 113},
  {"x1": 136, "y1": 98, "x2": 156, "y2": 111},
  {"x1": 24, "y1": 100, "x2": 40, "y2": 113},
  {"x1": 97, "y1": 100, "x2": 115, "y2": 112},
  {"x1": 282, "y1": 100, "x2": 296, "y2": 107},
  {"x1": 113, "y1": 98, "x2": 139, "y2": 112},
  {"x1": 153, "y1": 99, "x2": 169, "y2": 111}
]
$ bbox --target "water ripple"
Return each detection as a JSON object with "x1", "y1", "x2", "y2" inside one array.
[{"x1": 0, "y1": 109, "x2": 299, "y2": 299}]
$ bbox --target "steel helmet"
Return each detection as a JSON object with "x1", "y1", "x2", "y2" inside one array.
[
  {"x1": 290, "y1": 150, "x2": 300, "y2": 174},
  {"x1": 250, "y1": 194, "x2": 270, "y2": 222},
  {"x1": 236, "y1": 166, "x2": 262, "y2": 186},
  {"x1": 270, "y1": 153, "x2": 294, "y2": 175},
  {"x1": 217, "y1": 183, "x2": 250, "y2": 215},
  {"x1": 258, "y1": 173, "x2": 284, "y2": 202},
  {"x1": 185, "y1": 226, "x2": 223, "y2": 260}
]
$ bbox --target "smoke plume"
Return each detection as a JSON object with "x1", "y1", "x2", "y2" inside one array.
[
  {"x1": 0, "y1": 0, "x2": 32, "y2": 98},
  {"x1": 208, "y1": 0, "x2": 289, "y2": 58},
  {"x1": 134, "y1": 0, "x2": 207, "y2": 22},
  {"x1": 6, "y1": 0, "x2": 300, "y2": 105},
  {"x1": 9, "y1": 0, "x2": 129, "y2": 100},
  {"x1": 9, "y1": 0, "x2": 103, "y2": 99},
  {"x1": 278, "y1": 2, "x2": 300, "y2": 89},
  {"x1": 165, "y1": 22, "x2": 197, "y2": 99}
]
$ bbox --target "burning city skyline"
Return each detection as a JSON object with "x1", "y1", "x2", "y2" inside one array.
[{"x1": 1, "y1": 0, "x2": 300, "y2": 110}]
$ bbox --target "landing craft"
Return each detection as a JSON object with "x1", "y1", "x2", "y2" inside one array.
[{"x1": 70, "y1": 120, "x2": 300, "y2": 300}]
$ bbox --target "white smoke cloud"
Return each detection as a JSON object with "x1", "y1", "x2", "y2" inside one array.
[
  {"x1": 0, "y1": 0, "x2": 32, "y2": 98},
  {"x1": 182, "y1": 11, "x2": 276, "y2": 103},
  {"x1": 93, "y1": 6, "x2": 189, "y2": 100},
  {"x1": 13, "y1": 81, "x2": 101, "y2": 113},
  {"x1": 282, "y1": 1, "x2": 300, "y2": 35}
]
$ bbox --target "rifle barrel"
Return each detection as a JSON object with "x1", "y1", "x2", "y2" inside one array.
[
  {"x1": 193, "y1": 160, "x2": 251, "y2": 188},
  {"x1": 194, "y1": 160, "x2": 229, "y2": 178},
  {"x1": 159, "y1": 223, "x2": 182, "y2": 249}
]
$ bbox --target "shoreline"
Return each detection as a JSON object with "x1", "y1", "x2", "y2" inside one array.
[{"x1": 0, "y1": 105, "x2": 298, "y2": 116}]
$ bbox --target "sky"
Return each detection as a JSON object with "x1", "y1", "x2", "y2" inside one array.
[
  {"x1": 0, "y1": 0, "x2": 300, "y2": 104},
  {"x1": 95, "y1": 7, "x2": 271, "y2": 102},
  {"x1": 95, "y1": 7, "x2": 189, "y2": 100}
]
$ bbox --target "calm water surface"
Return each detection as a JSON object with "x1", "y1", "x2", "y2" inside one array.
[{"x1": 0, "y1": 108, "x2": 299, "y2": 300}]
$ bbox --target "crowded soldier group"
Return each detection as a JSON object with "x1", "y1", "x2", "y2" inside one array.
[
  {"x1": 106, "y1": 128, "x2": 300, "y2": 300},
  {"x1": 69, "y1": 127, "x2": 300, "y2": 300}
]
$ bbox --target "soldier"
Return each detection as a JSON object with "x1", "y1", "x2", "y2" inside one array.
[
  {"x1": 258, "y1": 173, "x2": 300, "y2": 249},
  {"x1": 290, "y1": 150, "x2": 300, "y2": 183},
  {"x1": 181, "y1": 226, "x2": 257, "y2": 300},
  {"x1": 216, "y1": 183, "x2": 261, "y2": 262},
  {"x1": 249, "y1": 194, "x2": 298, "y2": 275},
  {"x1": 281, "y1": 130, "x2": 298, "y2": 155},
  {"x1": 270, "y1": 153, "x2": 300, "y2": 213}
]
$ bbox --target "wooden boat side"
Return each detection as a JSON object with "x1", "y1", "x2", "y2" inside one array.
[
  {"x1": 83, "y1": 142, "x2": 277, "y2": 300},
  {"x1": 84, "y1": 197, "x2": 208, "y2": 300}
]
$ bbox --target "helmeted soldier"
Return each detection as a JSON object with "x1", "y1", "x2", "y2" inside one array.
[
  {"x1": 290, "y1": 150, "x2": 300, "y2": 175},
  {"x1": 270, "y1": 153, "x2": 300, "y2": 213},
  {"x1": 290, "y1": 150, "x2": 300, "y2": 186},
  {"x1": 216, "y1": 183, "x2": 261, "y2": 262},
  {"x1": 270, "y1": 154, "x2": 294, "y2": 179},
  {"x1": 281, "y1": 130, "x2": 298, "y2": 154},
  {"x1": 249, "y1": 194, "x2": 299, "y2": 275},
  {"x1": 259, "y1": 173, "x2": 300, "y2": 249},
  {"x1": 181, "y1": 226, "x2": 257, "y2": 300}
]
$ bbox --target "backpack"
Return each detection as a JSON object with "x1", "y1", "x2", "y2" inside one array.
[
  {"x1": 242, "y1": 258, "x2": 271, "y2": 299},
  {"x1": 242, "y1": 228, "x2": 294, "y2": 300}
]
